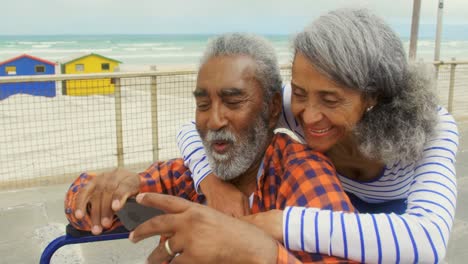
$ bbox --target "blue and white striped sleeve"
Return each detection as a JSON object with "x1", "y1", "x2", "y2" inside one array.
[
  {"x1": 176, "y1": 121, "x2": 212, "y2": 193},
  {"x1": 283, "y1": 107, "x2": 459, "y2": 263},
  {"x1": 277, "y1": 83, "x2": 306, "y2": 142}
]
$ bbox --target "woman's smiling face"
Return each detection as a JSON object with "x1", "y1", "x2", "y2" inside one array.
[{"x1": 291, "y1": 52, "x2": 372, "y2": 152}]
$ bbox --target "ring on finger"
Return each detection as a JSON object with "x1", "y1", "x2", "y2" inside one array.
[{"x1": 165, "y1": 239, "x2": 175, "y2": 257}]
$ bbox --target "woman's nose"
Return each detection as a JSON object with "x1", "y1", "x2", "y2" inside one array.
[{"x1": 302, "y1": 105, "x2": 323, "y2": 125}]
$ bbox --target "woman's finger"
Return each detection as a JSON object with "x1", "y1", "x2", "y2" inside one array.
[{"x1": 240, "y1": 210, "x2": 284, "y2": 242}]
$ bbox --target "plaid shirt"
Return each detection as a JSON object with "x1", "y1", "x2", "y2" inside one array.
[{"x1": 65, "y1": 133, "x2": 355, "y2": 263}]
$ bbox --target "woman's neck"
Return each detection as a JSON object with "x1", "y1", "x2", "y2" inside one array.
[{"x1": 326, "y1": 135, "x2": 385, "y2": 182}]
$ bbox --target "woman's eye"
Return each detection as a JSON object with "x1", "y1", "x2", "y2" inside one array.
[
  {"x1": 293, "y1": 90, "x2": 307, "y2": 99},
  {"x1": 321, "y1": 94, "x2": 340, "y2": 105}
]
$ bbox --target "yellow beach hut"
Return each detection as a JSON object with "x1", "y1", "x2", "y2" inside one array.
[{"x1": 61, "y1": 53, "x2": 122, "y2": 95}]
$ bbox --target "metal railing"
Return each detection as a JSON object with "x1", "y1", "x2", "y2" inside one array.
[
  {"x1": 434, "y1": 59, "x2": 468, "y2": 116},
  {"x1": 0, "y1": 62, "x2": 466, "y2": 190}
]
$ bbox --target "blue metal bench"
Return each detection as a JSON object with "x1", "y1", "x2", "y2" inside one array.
[{"x1": 40, "y1": 224, "x2": 130, "y2": 264}]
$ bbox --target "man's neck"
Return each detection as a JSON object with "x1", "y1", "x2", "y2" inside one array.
[
  {"x1": 229, "y1": 157, "x2": 263, "y2": 197},
  {"x1": 226, "y1": 133, "x2": 274, "y2": 197}
]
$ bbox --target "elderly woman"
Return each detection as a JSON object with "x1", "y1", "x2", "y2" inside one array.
[{"x1": 174, "y1": 8, "x2": 458, "y2": 263}]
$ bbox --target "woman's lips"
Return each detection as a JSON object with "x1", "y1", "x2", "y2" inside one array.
[{"x1": 306, "y1": 127, "x2": 333, "y2": 137}]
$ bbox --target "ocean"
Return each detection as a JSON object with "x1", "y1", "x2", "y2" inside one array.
[
  {"x1": 1, "y1": 25, "x2": 468, "y2": 71},
  {"x1": 0, "y1": 35, "x2": 291, "y2": 71}
]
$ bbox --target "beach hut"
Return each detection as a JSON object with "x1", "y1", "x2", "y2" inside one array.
[
  {"x1": 61, "y1": 53, "x2": 121, "y2": 96},
  {"x1": 0, "y1": 54, "x2": 56, "y2": 100}
]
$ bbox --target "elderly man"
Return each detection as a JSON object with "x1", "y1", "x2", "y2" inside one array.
[{"x1": 64, "y1": 33, "x2": 354, "y2": 263}]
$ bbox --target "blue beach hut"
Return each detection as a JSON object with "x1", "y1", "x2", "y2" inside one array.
[{"x1": 0, "y1": 54, "x2": 56, "y2": 100}]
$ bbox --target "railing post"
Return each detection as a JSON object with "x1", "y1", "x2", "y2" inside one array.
[
  {"x1": 434, "y1": 0, "x2": 444, "y2": 62},
  {"x1": 113, "y1": 67, "x2": 124, "y2": 167},
  {"x1": 150, "y1": 65, "x2": 159, "y2": 161},
  {"x1": 409, "y1": 0, "x2": 422, "y2": 61},
  {"x1": 448, "y1": 58, "x2": 457, "y2": 113},
  {"x1": 434, "y1": 62, "x2": 441, "y2": 92},
  {"x1": 434, "y1": 63, "x2": 440, "y2": 80}
]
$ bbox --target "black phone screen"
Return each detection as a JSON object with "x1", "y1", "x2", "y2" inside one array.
[{"x1": 115, "y1": 197, "x2": 166, "y2": 230}]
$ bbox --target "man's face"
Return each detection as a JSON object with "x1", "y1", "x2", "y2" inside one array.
[{"x1": 194, "y1": 55, "x2": 270, "y2": 181}]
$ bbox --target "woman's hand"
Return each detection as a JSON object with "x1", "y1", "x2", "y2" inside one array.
[
  {"x1": 241, "y1": 210, "x2": 284, "y2": 242},
  {"x1": 129, "y1": 193, "x2": 278, "y2": 264},
  {"x1": 200, "y1": 173, "x2": 250, "y2": 217}
]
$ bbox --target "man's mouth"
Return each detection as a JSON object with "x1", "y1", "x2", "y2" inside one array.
[{"x1": 212, "y1": 140, "x2": 231, "y2": 154}]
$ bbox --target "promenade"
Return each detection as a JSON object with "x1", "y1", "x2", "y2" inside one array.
[{"x1": 0, "y1": 118, "x2": 467, "y2": 263}]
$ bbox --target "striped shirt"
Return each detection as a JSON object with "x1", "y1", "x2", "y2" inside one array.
[
  {"x1": 176, "y1": 84, "x2": 458, "y2": 263},
  {"x1": 65, "y1": 133, "x2": 356, "y2": 263}
]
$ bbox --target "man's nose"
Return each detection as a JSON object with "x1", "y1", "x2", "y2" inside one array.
[
  {"x1": 206, "y1": 106, "x2": 228, "y2": 131},
  {"x1": 302, "y1": 105, "x2": 323, "y2": 125}
]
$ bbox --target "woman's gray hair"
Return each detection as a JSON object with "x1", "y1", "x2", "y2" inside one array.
[
  {"x1": 294, "y1": 8, "x2": 438, "y2": 164},
  {"x1": 200, "y1": 33, "x2": 282, "y2": 101}
]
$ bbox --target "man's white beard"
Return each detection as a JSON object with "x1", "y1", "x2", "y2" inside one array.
[{"x1": 202, "y1": 113, "x2": 270, "y2": 181}]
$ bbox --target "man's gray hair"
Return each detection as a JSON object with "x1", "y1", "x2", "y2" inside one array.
[
  {"x1": 294, "y1": 8, "x2": 438, "y2": 164},
  {"x1": 200, "y1": 33, "x2": 282, "y2": 100}
]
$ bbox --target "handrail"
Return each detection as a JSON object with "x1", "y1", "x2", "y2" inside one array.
[
  {"x1": 0, "y1": 71, "x2": 176, "y2": 84},
  {"x1": 433, "y1": 60, "x2": 468, "y2": 65}
]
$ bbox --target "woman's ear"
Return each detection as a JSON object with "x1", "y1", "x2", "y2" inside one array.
[
  {"x1": 365, "y1": 96, "x2": 378, "y2": 112},
  {"x1": 269, "y1": 92, "x2": 282, "y2": 129}
]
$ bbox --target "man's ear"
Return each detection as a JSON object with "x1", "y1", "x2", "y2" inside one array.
[{"x1": 268, "y1": 92, "x2": 282, "y2": 130}]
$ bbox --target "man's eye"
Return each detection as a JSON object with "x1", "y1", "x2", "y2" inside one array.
[
  {"x1": 225, "y1": 101, "x2": 242, "y2": 107},
  {"x1": 196, "y1": 103, "x2": 209, "y2": 111}
]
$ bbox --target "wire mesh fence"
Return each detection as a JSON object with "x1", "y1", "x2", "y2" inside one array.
[
  {"x1": 0, "y1": 62, "x2": 465, "y2": 189},
  {"x1": 0, "y1": 71, "x2": 198, "y2": 189}
]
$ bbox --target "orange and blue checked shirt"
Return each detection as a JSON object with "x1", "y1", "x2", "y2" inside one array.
[{"x1": 65, "y1": 133, "x2": 355, "y2": 263}]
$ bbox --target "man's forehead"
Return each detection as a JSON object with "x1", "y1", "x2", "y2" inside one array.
[
  {"x1": 198, "y1": 55, "x2": 256, "y2": 77},
  {"x1": 196, "y1": 55, "x2": 259, "y2": 93}
]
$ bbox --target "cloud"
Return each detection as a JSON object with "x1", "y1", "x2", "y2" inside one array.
[{"x1": 1, "y1": 0, "x2": 467, "y2": 34}]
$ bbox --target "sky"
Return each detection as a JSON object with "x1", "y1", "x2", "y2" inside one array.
[{"x1": 1, "y1": 0, "x2": 468, "y2": 35}]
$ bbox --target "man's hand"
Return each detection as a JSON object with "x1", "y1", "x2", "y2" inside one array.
[
  {"x1": 130, "y1": 193, "x2": 278, "y2": 264},
  {"x1": 200, "y1": 173, "x2": 250, "y2": 217},
  {"x1": 73, "y1": 168, "x2": 140, "y2": 235},
  {"x1": 241, "y1": 210, "x2": 284, "y2": 242}
]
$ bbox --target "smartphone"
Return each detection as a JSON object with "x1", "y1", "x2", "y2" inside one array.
[{"x1": 115, "y1": 197, "x2": 166, "y2": 231}]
